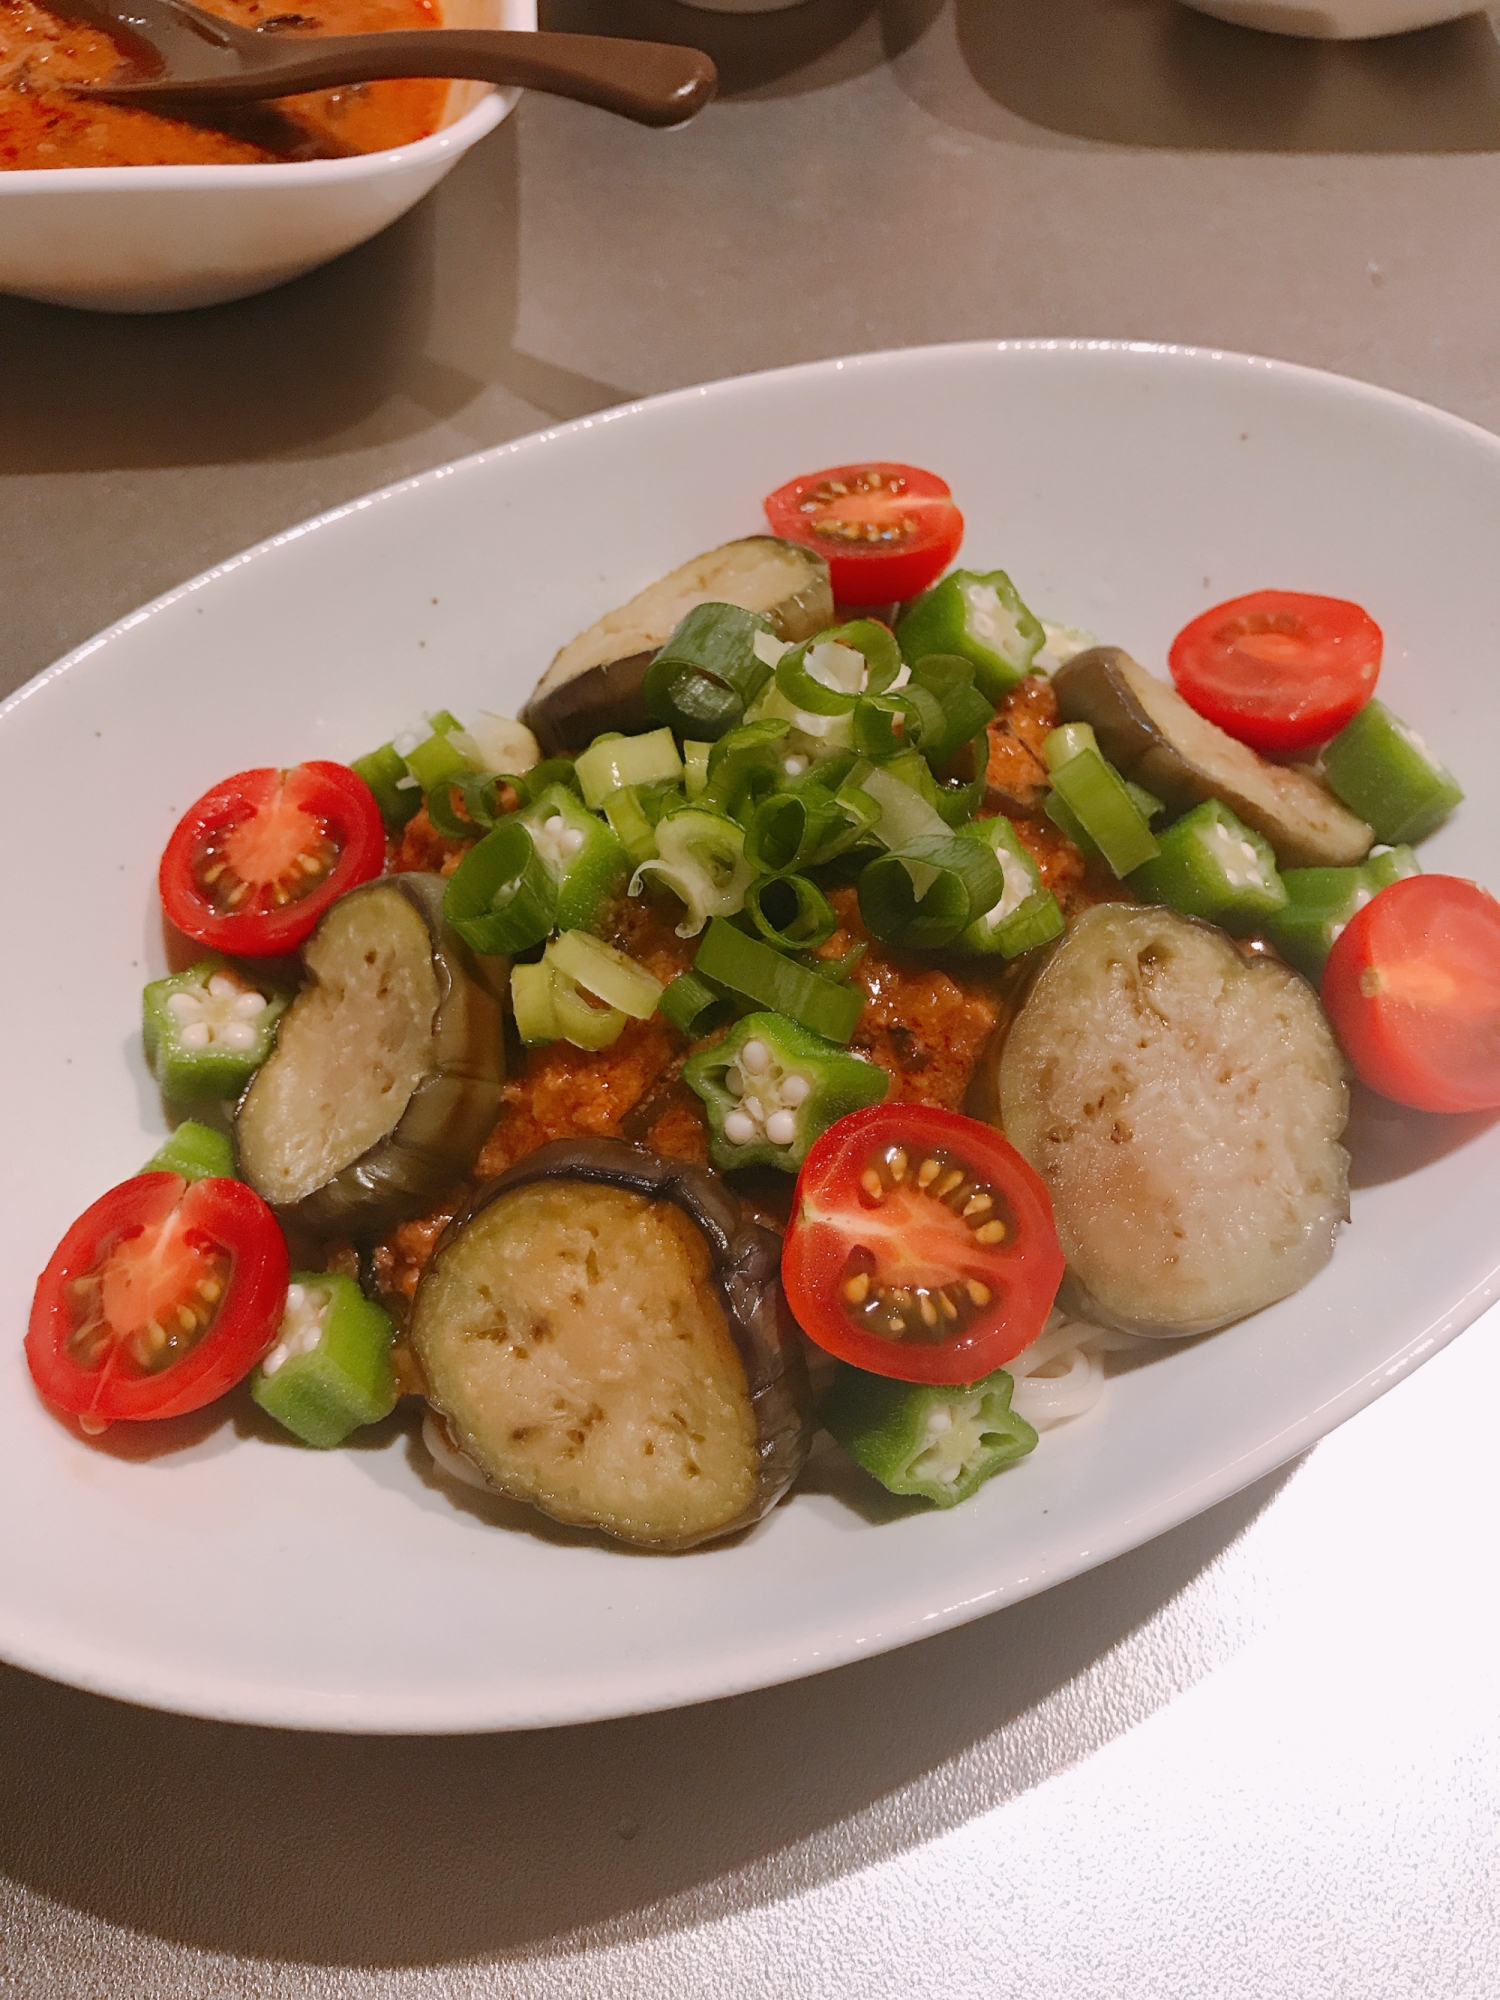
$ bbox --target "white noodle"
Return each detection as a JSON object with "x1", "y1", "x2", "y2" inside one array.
[{"x1": 1008, "y1": 1308, "x2": 1149, "y2": 1429}]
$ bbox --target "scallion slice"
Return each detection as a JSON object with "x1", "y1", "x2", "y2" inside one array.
[
  {"x1": 442, "y1": 821, "x2": 558, "y2": 955},
  {"x1": 547, "y1": 929, "x2": 664, "y2": 1019},
  {"x1": 694, "y1": 919, "x2": 864, "y2": 1044},
  {"x1": 848, "y1": 761, "x2": 951, "y2": 848},
  {"x1": 602, "y1": 785, "x2": 659, "y2": 867},
  {"x1": 1042, "y1": 725, "x2": 1160, "y2": 877},
  {"x1": 683, "y1": 741, "x2": 712, "y2": 800},
  {"x1": 745, "y1": 874, "x2": 839, "y2": 951},
  {"x1": 630, "y1": 808, "x2": 757, "y2": 937},
  {"x1": 658, "y1": 970, "x2": 734, "y2": 1038},
  {"x1": 858, "y1": 833, "x2": 1006, "y2": 949},
  {"x1": 643, "y1": 602, "x2": 776, "y2": 740},
  {"x1": 510, "y1": 961, "x2": 560, "y2": 1046},
  {"x1": 574, "y1": 727, "x2": 684, "y2": 809}
]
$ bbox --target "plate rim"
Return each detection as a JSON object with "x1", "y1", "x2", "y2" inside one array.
[{"x1": 5, "y1": 336, "x2": 1499, "y2": 1734}]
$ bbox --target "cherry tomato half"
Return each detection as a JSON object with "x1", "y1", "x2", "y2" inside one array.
[
  {"x1": 27, "y1": 1173, "x2": 290, "y2": 1426},
  {"x1": 1321, "y1": 875, "x2": 1500, "y2": 1114},
  {"x1": 782, "y1": 1105, "x2": 1065, "y2": 1385},
  {"x1": 764, "y1": 463, "x2": 964, "y2": 607},
  {"x1": 1169, "y1": 590, "x2": 1382, "y2": 755},
  {"x1": 160, "y1": 761, "x2": 385, "y2": 957}
]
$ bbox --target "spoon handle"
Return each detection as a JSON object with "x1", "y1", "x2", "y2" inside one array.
[{"x1": 177, "y1": 29, "x2": 716, "y2": 126}]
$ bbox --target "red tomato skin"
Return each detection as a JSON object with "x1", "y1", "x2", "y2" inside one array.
[
  {"x1": 159, "y1": 761, "x2": 385, "y2": 957},
  {"x1": 27, "y1": 1174, "x2": 290, "y2": 1424},
  {"x1": 782, "y1": 1105, "x2": 1065, "y2": 1386},
  {"x1": 1169, "y1": 590, "x2": 1382, "y2": 755},
  {"x1": 1321, "y1": 876, "x2": 1500, "y2": 1114},
  {"x1": 764, "y1": 463, "x2": 964, "y2": 607}
]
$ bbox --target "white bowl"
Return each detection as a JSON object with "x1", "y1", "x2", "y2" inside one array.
[
  {"x1": 1, "y1": 341, "x2": 1496, "y2": 1732},
  {"x1": 0, "y1": 0, "x2": 531, "y2": 315},
  {"x1": 1176, "y1": 0, "x2": 1482, "y2": 36}
]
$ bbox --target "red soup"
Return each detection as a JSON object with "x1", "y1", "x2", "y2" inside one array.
[{"x1": 0, "y1": 0, "x2": 453, "y2": 168}]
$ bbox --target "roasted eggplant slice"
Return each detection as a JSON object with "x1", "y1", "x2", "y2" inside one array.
[
  {"x1": 411, "y1": 1139, "x2": 814, "y2": 1550},
  {"x1": 1053, "y1": 647, "x2": 1373, "y2": 869},
  {"x1": 236, "y1": 874, "x2": 504, "y2": 1238},
  {"x1": 522, "y1": 537, "x2": 834, "y2": 756},
  {"x1": 998, "y1": 904, "x2": 1349, "y2": 1336}
]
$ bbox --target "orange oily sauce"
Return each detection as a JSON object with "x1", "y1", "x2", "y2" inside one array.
[{"x1": 0, "y1": 0, "x2": 449, "y2": 169}]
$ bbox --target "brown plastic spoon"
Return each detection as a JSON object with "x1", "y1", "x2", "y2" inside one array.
[{"x1": 49, "y1": 0, "x2": 716, "y2": 128}]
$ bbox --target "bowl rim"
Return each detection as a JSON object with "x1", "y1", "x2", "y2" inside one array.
[{"x1": 0, "y1": 0, "x2": 530, "y2": 193}]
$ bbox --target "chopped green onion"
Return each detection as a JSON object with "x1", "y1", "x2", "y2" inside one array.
[
  {"x1": 547, "y1": 929, "x2": 664, "y2": 1019},
  {"x1": 929, "y1": 730, "x2": 990, "y2": 826},
  {"x1": 550, "y1": 977, "x2": 628, "y2": 1051},
  {"x1": 631, "y1": 808, "x2": 758, "y2": 937},
  {"x1": 746, "y1": 786, "x2": 871, "y2": 875},
  {"x1": 745, "y1": 874, "x2": 839, "y2": 951},
  {"x1": 404, "y1": 715, "x2": 473, "y2": 793},
  {"x1": 526, "y1": 757, "x2": 582, "y2": 799},
  {"x1": 350, "y1": 743, "x2": 422, "y2": 833},
  {"x1": 773, "y1": 622, "x2": 902, "y2": 716},
  {"x1": 908, "y1": 655, "x2": 997, "y2": 770},
  {"x1": 851, "y1": 685, "x2": 945, "y2": 759},
  {"x1": 1043, "y1": 724, "x2": 1160, "y2": 877},
  {"x1": 643, "y1": 602, "x2": 776, "y2": 740},
  {"x1": 575, "y1": 726, "x2": 684, "y2": 810},
  {"x1": 426, "y1": 771, "x2": 508, "y2": 842},
  {"x1": 858, "y1": 833, "x2": 1006, "y2": 950},
  {"x1": 602, "y1": 785, "x2": 660, "y2": 867},
  {"x1": 658, "y1": 970, "x2": 734, "y2": 1038},
  {"x1": 694, "y1": 918, "x2": 865, "y2": 1043},
  {"x1": 683, "y1": 741, "x2": 711, "y2": 800},
  {"x1": 510, "y1": 961, "x2": 560, "y2": 1046},
  {"x1": 443, "y1": 821, "x2": 558, "y2": 955},
  {"x1": 849, "y1": 760, "x2": 950, "y2": 848},
  {"x1": 703, "y1": 719, "x2": 791, "y2": 818}
]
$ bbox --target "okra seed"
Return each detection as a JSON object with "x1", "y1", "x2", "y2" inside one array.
[
  {"x1": 975, "y1": 1220, "x2": 1007, "y2": 1245},
  {"x1": 261, "y1": 1342, "x2": 289, "y2": 1378},
  {"x1": 724, "y1": 1110, "x2": 756, "y2": 1147},
  {"x1": 562, "y1": 828, "x2": 586, "y2": 856},
  {"x1": 844, "y1": 1272, "x2": 870, "y2": 1304},
  {"x1": 860, "y1": 1168, "x2": 884, "y2": 1200},
  {"x1": 207, "y1": 973, "x2": 238, "y2": 1000},
  {"x1": 743, "y1": 1094, "x2": 766, "y2": 1124},
  {"x1": 544, "y1": 815, "x2": 566, "y2": 836},
  {"x1": 179, "y1": 1021, "x2": 211, "y2": 1050},
  {"x1": 220, "y1": 1021, "x2": 258, "y2": 1052},
  {"x1": 765, "y1": 1110, "x2": 798, "y2": 1147},
  {"x1": 780, "y1": 1072, "x2": 811, "y2": 1107},
  {"x1": 168, "y1": 992, "x2": 203, "y2": 1020},
  {"x1": 741, "y1": 1039, "x2": 770, "y2": 1075},
  {"x1": 234, "y1": 992, "x2": 268, "y2": 1016},
  {"x1": 725, "y1": 1064, "x2": 745, "y2": 1097},
  {"x1": 917, "y1": 1157, "x2": 941, "y2": 1187}
]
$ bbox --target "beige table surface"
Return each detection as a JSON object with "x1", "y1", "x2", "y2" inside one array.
[{"x1": 3, "y1": 6, "x2": 1500, "y2": 1994}]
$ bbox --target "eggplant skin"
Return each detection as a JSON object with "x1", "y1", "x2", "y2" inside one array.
[
  {"x1": 998, "y1": 905, "x2": 1350, "y2": 1337},
  {"x1": 412, "y1": 1139, "x2": 814, "y2": 1550},
  {"x1": 1054, "y1": 647, "x2": 1373, "y2": 869},
  {"x1": 521, "y1": 537, "x2": 834, "y2": 756},
  {"x1": 235, "y1": 874, "x2": 505, "y2": 1240}
]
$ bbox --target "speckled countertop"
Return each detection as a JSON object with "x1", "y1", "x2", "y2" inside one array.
[{"x1": 2, "y1": 7, "x2": 1499, "y2": 1993}]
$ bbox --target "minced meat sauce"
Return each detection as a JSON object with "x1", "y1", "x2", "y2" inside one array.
[
  {"x1": 361, "y1": 680, "x2": 1102, "y2": 1310},
  {"x1": 0, "y1": 0, "x2": 449, "y2": 169}
]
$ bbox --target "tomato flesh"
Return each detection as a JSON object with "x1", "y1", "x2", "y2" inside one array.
[
  {"x1": 1169, "y1": 589, "x2": 1382, "y2": 755},
  {"x1": 160, "y1": 761, "x2": 384, "y2": 956},
  {"x1": 783, "y1": 1105, "x2": 1065, "y2": 1385},
  {"x1": 28, "y1": 1174, "x2": 289, "y2": 1424},
  {"x1": 764, "y1": 463, "x2": 964, "y2": 607},
  {"x1": 1321, "y1": 875, "x2": 1500, "y2": 1114}
]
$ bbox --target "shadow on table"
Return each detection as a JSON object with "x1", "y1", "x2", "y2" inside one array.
[
  {"x1": 0, "y1": 114, "x2": 625, "y2": 480},
  {"x1": 951, "y1": 0, "x2": 1500, "y2": 151},
  {"x1": 0, "y1": 1459, "x2": 1296, "y2": 1967}
]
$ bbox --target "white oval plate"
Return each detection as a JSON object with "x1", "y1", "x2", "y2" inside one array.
[{"x1": 3, "y1": 341, "x2": 1497, "y2": 1733}]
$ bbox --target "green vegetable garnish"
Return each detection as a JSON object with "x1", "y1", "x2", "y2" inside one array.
[
  {"x1": 1127, "y1": 798, "x2": 1287, "y2": 933},
  {"x1": 683, "y1": 1011, "x2": 887, "y2": 1171},
  {"x1": 896, "y1": 568, "x2": 1045, "y2": 701},
  {"x1": 1321, "y1": 699, "x2": 1463, "y2": 845},
  {"x1": 819, "y1": 1362, "x2": 1038, "y2": 1507},
  {"x1": 142, "y1": 957, "x2": 288, "y2": 1102},
  {"x1": 251, "y1": 1272, "x2": 398, "y2": 1449},
  {"x1": 139, "y1": 1120, "x2": 236, "y2": 1183}
]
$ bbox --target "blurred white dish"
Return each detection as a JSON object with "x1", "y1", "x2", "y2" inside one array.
[
  {"x1": 1177, "y1": 0, "x2": 1482, "y2": 36},
  {"x1": 0, "y1": 0, "x2": 530, "y2": 315},
  {"x1": 1, "y1": 340, "x2": 1496, "y2": 1732}
]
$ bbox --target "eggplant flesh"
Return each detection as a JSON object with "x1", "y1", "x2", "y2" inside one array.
[
  {"x1": 1053, "y1": 647, "x2": 1373, "y2": 869},
  {"x1": 412, "y1": 1139, "x2": 813, "y2": 1550},
  {"x1": 521, "y1": 537, "x2": 834, "y2": 756},
  {"x1": 235, "y1": 875, "x2": 504, "y2": 1239},
  {"x1": 998, "y1": 904, "x2": 1349, "y2": 1336}
]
